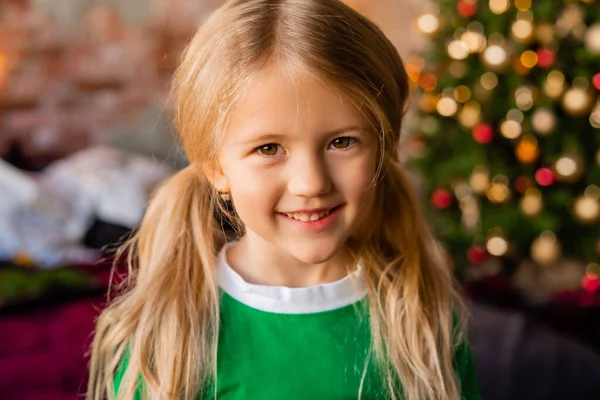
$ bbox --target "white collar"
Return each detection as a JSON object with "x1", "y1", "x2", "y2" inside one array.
[{"x1": 216, "y1": 243, "x2": 368, "y2": 314}]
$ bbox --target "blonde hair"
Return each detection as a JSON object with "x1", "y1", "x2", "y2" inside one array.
[{"x1": 88, "y1": 1, "x2": 465, "y2": 399}]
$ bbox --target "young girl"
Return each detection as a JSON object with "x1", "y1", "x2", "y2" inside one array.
[{"x1": 88, "y1": 1, "x2": 481, "y2": 399}]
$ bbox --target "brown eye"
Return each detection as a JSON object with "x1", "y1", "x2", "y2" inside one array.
[
  {"x1": 330, "y1": 137, "x2": 356, "y2": 149},
  {"x1": 257, "y1": 143, "x2": 281, "y2": 156}
]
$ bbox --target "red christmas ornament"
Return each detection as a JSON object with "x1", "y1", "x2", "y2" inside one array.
[
  {"x1": 593, "y1": 73, "x2": 600, "y2": 91},
  {"x1": 535, "y1": 168, "x2": 554, "y2": 186},
  {"x1": 419, "y1": 73, "x2": 438, "y2": 92},
  {"x1": 472, "y1": 124, "x2": 494, "y2": 144},
  {"x1": 457, "y1": 0, "x2": 477, "y2": 17},
  {"x1": 467, "y1": 245, "x2": 487, "y2": 264},
  {"x1": 514, "y1": 176, "x2": 532, "y2": 193},
  {"x1": 537, "y1": 48, "x2": 555, "y2": 68},
  {"x1": 431, "y1": 189, "x2": 452, "y2": 209},
  {"x1": 582, "y1": 275, "x2": 600, "y2": 292}
]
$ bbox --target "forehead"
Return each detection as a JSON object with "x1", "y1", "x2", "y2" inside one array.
[{"x1": 224, "y1": 63, "x2": 367, "y2": 141}]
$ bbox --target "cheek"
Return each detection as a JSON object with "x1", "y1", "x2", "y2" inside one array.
[
  {"x1": 227, "y1": 164, "x2": 280, "y2": 213},
  {"x1": 332, "y1": 153, "x2": 377, "y2": 202}
]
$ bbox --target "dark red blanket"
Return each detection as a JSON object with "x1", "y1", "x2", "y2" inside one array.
[
  {"x1": 0, "y1": 295, "x2": 104, "y2": 400},
  {"x1": 0, "y1": 262, "x2": 114, "y2": 400}
]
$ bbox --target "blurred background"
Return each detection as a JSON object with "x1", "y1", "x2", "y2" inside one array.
[{"x1": 0, "y1": 0, "x2": 599, "y2": 399}]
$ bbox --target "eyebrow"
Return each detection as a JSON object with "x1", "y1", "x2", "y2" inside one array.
[{"x1": 238, "y1": 126, "x2": 368, "y2": 146}]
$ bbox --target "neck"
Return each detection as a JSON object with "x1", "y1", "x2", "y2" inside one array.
[{"x1": 226, "y1": 235, "x2": 355, "y2": 288}]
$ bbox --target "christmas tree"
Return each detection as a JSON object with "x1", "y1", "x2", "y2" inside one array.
[{"x1": 408, "y1": 0, "x2": 600, "y2": 293}]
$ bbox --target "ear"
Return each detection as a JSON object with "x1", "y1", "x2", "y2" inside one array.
[{"x1": 201, "y1": 161, "x2": 230, "y2": 193}]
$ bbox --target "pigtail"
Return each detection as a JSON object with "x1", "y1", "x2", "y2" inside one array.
[
  {"x1": 88, "y1": 166, "x2": 221, "y2": 400},
  {"x1": 361, "y1": 160, "x2": 464, "y2": 400}
]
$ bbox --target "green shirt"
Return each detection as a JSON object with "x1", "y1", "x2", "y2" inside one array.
[{"x1": 115, "y1": 246, "x2": 481, "y2": 399}]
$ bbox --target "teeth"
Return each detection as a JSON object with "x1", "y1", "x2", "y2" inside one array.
[{"x1": 285, "y1": 209, "x2": 332, "y2": 222}]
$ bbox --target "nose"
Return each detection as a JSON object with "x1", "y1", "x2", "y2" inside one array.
[{"x1": 287, "y1": 152, "x2": 332, "y2": 198}]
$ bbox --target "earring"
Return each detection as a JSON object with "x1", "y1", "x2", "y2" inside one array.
[{"x1": 219, "y1": 191, "x2": 231, "y2": 202}]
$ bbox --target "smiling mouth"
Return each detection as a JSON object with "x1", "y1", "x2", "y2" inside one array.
[{"x1": 279, "y1": 205, "x2": 342, "y2": 222}]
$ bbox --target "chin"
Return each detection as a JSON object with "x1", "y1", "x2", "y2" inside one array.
[{"x1": 286, "y1": 240, "x2": 343, "y2": 265}]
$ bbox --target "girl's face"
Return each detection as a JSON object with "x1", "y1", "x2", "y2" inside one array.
[{"x1": 213, "y1": 63, "x2": 378, "y2": 266}]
